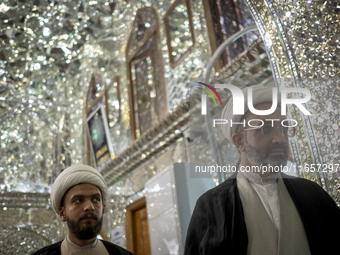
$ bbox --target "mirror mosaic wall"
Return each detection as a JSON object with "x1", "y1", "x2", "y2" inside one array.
[{"x1": 0, "y1": 0, "x2": 338, "y2": 253}]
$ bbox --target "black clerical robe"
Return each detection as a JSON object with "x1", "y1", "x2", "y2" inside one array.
[
  {"x1": 184, "y1": 173, "x2": 340, "y2": 255},
  {"x1": 32, "y1": 239, "x2": 132, "y2": 255}
]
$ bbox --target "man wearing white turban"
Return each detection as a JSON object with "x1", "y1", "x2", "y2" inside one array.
[
  {"x1": 32, "y1": 164, "x2": 132, "y2": 255},
  {"x1": 185, "y1": 85, "x2": 340, "y2": 255}
]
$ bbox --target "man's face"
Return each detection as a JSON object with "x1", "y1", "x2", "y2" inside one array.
[
  {"x1": 59, "y1": 183, "x2": 105, "y2": 240},
  {"x1": 241, "y1": 103, "x2": 289, "y2": 168}
]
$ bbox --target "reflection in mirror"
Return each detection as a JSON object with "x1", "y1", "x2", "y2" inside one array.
[
  {"x1": 203, "y1": 0, "x2": 258, "y2": 71},
  {"x1": 164, "y1": 0, "x2": 195, "y2": 68}
]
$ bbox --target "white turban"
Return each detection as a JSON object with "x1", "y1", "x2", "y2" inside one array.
[
  {"x1": 221, "y1": 85, "x2": 281, "y2": 142},
  {"x1": 50, "y1": 164, "x2": 108, "y2": 214}
]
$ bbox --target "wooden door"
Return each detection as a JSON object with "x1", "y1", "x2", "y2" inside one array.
[{"x1": 126, "y1": 198, "x2": 151, "y2": 255}]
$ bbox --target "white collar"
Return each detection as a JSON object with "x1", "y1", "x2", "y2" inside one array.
[
  {"x1": 66, "y1": 235, "x2": 98, "y2": 249},
  {"x1": 238, "y1": 170, "x2": 279, "y2": 185}
]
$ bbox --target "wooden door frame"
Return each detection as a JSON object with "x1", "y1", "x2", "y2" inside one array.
[{"x1": 126, "y1": 197, "x2": 148, "y2": 253}]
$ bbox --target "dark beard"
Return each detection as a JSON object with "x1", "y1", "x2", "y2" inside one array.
[
  {"x1": 66, "y1": 214, "x2": 103, "y2": 240},
  {"x1": 244, "y1": 135, "x2": 288, "y2": 168}
]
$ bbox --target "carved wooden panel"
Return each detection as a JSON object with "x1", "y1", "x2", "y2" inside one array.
[{"x1": 126, "y1": 7, "x2": 167, "y2": 140}]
